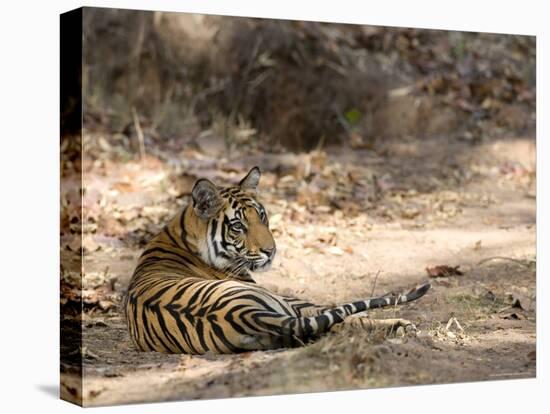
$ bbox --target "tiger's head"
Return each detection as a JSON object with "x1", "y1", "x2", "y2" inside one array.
[{"x1": 190, "y1": 166, "x2": 276, "y2": 275}]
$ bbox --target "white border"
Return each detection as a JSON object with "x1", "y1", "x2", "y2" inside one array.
[{"x1": 0, "y1": 1, "x2": 545, "y2": 413}]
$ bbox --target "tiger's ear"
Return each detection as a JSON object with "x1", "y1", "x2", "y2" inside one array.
[
  {"x1": 192, "y1": 179, "x2": 223, "y2": 220},
  {"x1": 239, "y1": 166, "x2": 261, "y2": 192}
]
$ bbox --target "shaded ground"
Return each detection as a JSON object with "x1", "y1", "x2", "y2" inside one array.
[{"x1": 60, "y1": 129, "x2": 536, "y2": 406}]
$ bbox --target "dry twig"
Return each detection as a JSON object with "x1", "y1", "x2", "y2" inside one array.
[
  {"x1": 131, "y1": 107, "x2": 146, "y2": 160},
  {"x1": 370, "y1": 270, "x2": 381, "y2": 297}
]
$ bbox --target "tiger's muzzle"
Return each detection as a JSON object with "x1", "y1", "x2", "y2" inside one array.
[{"x1": 251, "y1": 246, "x2": 276, "y2": 272}]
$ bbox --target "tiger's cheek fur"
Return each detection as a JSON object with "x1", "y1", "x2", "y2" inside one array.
[
  {"x1": 245, "y1": 224, "x2": 274, "y2": 255},
  {"x1": 243, "y1": 207, "x2": 276, "y2": 258}
]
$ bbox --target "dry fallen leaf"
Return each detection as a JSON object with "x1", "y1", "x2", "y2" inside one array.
[
  {"x1": 501, "y1": 312, "x2": 525, "y2": 320},
  {"x1": 327, "y1": 246, "x2": 344, "y2": 256},
  {"x1": 426, "y1": 265, "x2": 463, "y2": 278},
  {"x1": 61, "y1": 271, "x2": 120, "y2": 313},
  {"x1": 505, "y1": 292, "x2": 525, "y2": 310}
]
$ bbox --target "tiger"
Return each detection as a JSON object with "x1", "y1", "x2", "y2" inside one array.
[{"x1": 124, "y1": 166, "x2": 431, "y2": 354}]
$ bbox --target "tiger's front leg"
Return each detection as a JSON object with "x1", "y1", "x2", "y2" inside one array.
[{"x1": 329, "y1": 313, "x2": 417, "y2": 336}]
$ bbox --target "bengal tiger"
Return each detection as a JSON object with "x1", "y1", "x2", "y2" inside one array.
[{"x1": 124, "y1": 167, "x2": 431, "y2": 354}]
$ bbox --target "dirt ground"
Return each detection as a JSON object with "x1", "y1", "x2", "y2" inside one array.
[{"x1": 60, "y1": 126, "x2": 536, "y2": 406}]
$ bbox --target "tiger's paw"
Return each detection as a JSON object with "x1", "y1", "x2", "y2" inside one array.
[
  {"x1": 394, "y1": 320, "x2": 417, "y2": 337},
  {"x1": 329, "y1": 315, "x2": 417, "y2": 337}
]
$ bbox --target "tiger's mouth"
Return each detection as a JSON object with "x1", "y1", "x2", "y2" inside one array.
[
  {"x1": 227, "y1": 248, "x2": 275, "y2": 274},
  {"x1": 251, "y1": 258, "x2": 273, "y2": 272},
  {"x1": 246, "y1": 255, "x2": 273, "y2": 272},
  {"x1": 225, "y1": 256, "x2": 272, "y2": 276}
]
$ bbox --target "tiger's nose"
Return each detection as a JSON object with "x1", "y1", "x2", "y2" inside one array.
[{"x1": 261, "y1": 246, "x2": 276, "y2": 259}]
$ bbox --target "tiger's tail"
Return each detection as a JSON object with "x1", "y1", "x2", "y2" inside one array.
[{"x1": 266, "y1": 282, "x2": 431, "y2": 348}]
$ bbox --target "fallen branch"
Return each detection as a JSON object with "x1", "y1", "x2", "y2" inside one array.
[{"x1": 476, "y1": 256, "x2": 534, "y2": 268}]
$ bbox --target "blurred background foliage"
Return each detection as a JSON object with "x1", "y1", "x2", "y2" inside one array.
[{"x1": 80, "y1": 8, "x2": 535, "y2": 154}]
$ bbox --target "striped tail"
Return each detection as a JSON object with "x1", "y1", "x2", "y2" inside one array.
[{"x1": 276, "y1": 282, "x2": 431, "y2": 346}]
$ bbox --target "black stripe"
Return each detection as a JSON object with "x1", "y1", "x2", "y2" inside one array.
[
  {"x1": 141, "y1": 246, "x2": 196, "y2": 265},
  {"x1": 186, "y1": 283, "x2": 213, "y2": 313},
  {"x1": 209, "y1": 315, "x2": 238, "y2": 352},
  {"x1": 304, "y1": 317, "x2": 313, "y2": 336},
  {"x1": 140, "y1": 306, "x2": 159, "y2": 351},
  {"x1": 197, "y1": 281, "x2": 226, "y2": 312},
  {"x1": 137, "y1": 247, "x2": 200, "y2": 273},
  {"x1": 194, "y1": 318, "x2": 209, "y2": 352},
  {"x1": 232, "y1": 308, "x2": 263, "y2": 333},
  {"x1": 151, "y1": 302, "x2": 186, "y2": 352},
  {"x1": 148, "y1": 313, "x2": 177, "y2": 352},
  {"x1": 165, "y1": 305, "x2": 200, "y2": 354},
  {"x1": 206, "y1": 219, "x2": 217, "y2": 265},
  {"x1": 172, "y1": 280, "x2": 194, "y2": 302},
  {"x1": 134, "y1": 257, "x2": 187, "y2": 277},
  {"x1": 208, "y1": 331, "x2": 223, "y2": 354},
  {"x1": 316, "y1": 314, "x2": 330, "y2": 331},
  {"x1": 353, "y1": 300, "x2": 367, "y2": 312},
  {"x1": 215, "y1": 292, "x2": 280, "y2": 314},
  {"x1": 163, "y1": 226, "x2": 181, "y2": 248},
  {"x1": 343, "y1": 304, "x2": 353, "y2": 315},
  {"x1": 224, "y1": 304, "x2": 252, "y2": 334},
  {"x1": 142, "y1": 284, "x2": 175, "y2": 308}
]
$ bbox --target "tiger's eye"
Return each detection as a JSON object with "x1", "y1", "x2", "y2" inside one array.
[{"x1": 231, "y1": 222, "x2": 246, "y2": 232}]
